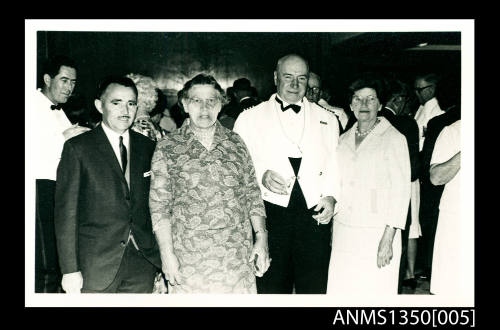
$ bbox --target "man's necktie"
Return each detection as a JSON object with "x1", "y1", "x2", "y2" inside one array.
[
  {"x1": 275, "y1": 96, "x2": 301, "y2": 113},
  {"x1": 119, "y1": 136, "x2": 127, "y2": 174},
  {"x1": 50, "y1": 104, "x2": 63, "y2": 110}
]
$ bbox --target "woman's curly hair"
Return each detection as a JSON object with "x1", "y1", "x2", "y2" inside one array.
[{"x1": 126, "y1": 73, "x2": 158, "y2": 113}]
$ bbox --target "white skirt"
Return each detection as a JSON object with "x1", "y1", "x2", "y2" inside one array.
[
  {"x1": 327, "y1": 221, "x2": 402, "y2": 296},
  {"x1": 430, "y1": 210, "x2": 460, "y2": 295}
]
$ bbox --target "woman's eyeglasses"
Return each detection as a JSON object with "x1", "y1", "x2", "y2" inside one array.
[{"x1": 188, "y1": 97, "x2": 220, "y2": 109}]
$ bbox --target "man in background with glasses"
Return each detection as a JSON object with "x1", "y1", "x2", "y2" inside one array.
[
  {"x1": 306, "y1": 72, "x2": 348, "y2": 132},
  {"x1": 413, "y1": 73, "x2": 444, "y2": 284},
  {"x1": 414, "y1": 73, "x2": 444, "y2": 151}
]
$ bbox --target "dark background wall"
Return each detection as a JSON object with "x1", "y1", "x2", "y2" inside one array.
[{"x1": 37, "y1": 31, "x2": 461, "y2": 109}]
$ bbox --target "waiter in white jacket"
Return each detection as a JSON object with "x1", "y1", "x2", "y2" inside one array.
[{"x1": 233, "y1": 54, "x2": 340, "y2": 294}]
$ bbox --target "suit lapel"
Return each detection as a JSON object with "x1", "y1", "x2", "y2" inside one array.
[{"x1": 94, "y1": 125, "x2": 129, "y2": 190}]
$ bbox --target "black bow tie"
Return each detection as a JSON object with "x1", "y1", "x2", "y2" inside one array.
[
  {"x1": 51, "y1": 104, "x2": 63, "y2": 110},
  {"x1": 275, "y1": 96, "x2": 301, "y2": 113}
]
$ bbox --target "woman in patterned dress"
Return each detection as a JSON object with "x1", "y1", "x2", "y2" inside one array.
[{"x1": 149, "y1": 73, "x2": 270, "y2": 293}]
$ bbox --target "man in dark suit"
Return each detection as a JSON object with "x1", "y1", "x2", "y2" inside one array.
[
  {"x1": 416, "y1": 75, "x2": 461, "y2": 281},
  {"x1": 54, "y1": 76, "x2": 161, "y2": 293},
  {"x1": 233, "y1": 78, "x2": 261, "y2": 113},
  {"x1": 379, "y1": 78, "x2": 420, "y2": 292}
]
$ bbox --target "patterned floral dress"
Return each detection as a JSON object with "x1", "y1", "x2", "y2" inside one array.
[{"x1": 149, "y1": 120, "x2": 266, "y2": 293}]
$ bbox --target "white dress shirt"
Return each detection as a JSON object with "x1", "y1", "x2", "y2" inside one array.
[
  {"x1": 274, "y1": 96, "x2": 305, "y2": 158},
  {"x1": 414, "y1": 97, "x2": 444, "y2": 151},
  {"x1": 32, "y1": 89, "x2": 73, "y2": 181},
  {"x1": 100, "y1": 122, "x2": 130, "y2": 186},
  {"x1": 100, "y1": 123, "x2": 139, "y2": 249}
]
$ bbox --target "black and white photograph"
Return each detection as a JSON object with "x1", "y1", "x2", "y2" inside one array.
[{"x1": 25, "y1": 19, "x2": 474, "y2": 309}]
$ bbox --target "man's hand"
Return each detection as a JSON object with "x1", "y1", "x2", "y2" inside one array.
[
  {"x1": 312, "y1": 196, "x2": 336, "y2": 225},
  {"x1": 61, "y1": 271, "x2": 83, "y2": 293},
  {"x1": 262, "y1": 170, "x2": 289, "y2": 195},
  {"x1": 162, "y1": 252, "x2": 183, "y2": 286},
  {"x1": 63, "y1": 124, "x2": 91, "y2": 141},
  {"x1": 137, "y1": 119, "x2": 152, "y2": 130},
  {"x1": 249, "y1": 232, "x2": 271, "y2": 277}
]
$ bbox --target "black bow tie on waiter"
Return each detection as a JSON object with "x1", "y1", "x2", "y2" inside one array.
[
  {"x1": 275, "y1": 96, "x2": 301, "y2": 113},
  {"x1": 51, "y1": 104, "x2": 63, "y2": 110}
]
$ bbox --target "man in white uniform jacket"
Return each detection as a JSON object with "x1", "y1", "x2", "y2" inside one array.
[{"x1": 233, "y1": 54, "x2": 340, "y2": 293}]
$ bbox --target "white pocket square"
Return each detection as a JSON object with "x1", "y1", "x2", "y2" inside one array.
[{"x1": 144, "y1": 170, "x2": 152, "y2": 177}]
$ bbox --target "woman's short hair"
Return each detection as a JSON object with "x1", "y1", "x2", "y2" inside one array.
[
  {"x1": 348, "y1": 73, "x2": 388, "y2": 105},
  {"x1": 179, "y1": 73, "x2": 229, "y2": 106},
  {"x1": 126, "y1": 73, "x2": 158, "y2": 113}
]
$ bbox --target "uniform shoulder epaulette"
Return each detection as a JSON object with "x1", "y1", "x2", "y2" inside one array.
[
  {"x1": 241, "y1": 103, "x2": 260, "y2": 112},
  {"x1": 317, "y1": 103, "x2": 338, "y2": 116}
]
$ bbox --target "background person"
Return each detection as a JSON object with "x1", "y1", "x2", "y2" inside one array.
[
  {"x1": 379, "y1": 78, "x2": 421, "y2": 292},
  {"x1": 33, "y1": 55, "x2": 90, "y2": 293},
  {"x1": 429, "y1": 120, "x2": 461, "y2": 295},
  {"x1": 126, "y1": 73, "x2": 165, "y2": 141}
]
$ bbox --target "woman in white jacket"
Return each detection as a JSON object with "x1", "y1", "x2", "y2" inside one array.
[{"x1": 327, "y1": 75, "x2": 411, "y2": 296}]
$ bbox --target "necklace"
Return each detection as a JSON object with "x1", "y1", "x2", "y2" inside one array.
[{"x1": 356, "y1": 118, "x2": 380, "y2": 137}]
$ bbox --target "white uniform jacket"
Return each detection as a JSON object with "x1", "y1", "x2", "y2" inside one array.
[
  {"x1": 335, "y1": 117, "x2": 411, "y2": 230},
  {"x1": 233, "y1": 93, "x2": 340, "y2": 209}
]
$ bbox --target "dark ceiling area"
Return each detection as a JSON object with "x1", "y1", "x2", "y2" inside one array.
[
  {"x1": 331, "y1": 31, "x2": 461, "y2": 54},
  {"x1": 37, "y1": 31, "x2": 462, "y2": 108}
]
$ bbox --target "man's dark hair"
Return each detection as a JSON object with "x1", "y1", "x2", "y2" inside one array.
[
  {"x1": 385, "y1": 78, "x2": 410, "y2": 100},
  {"x1": 233, "y1": 78, "x2": 252, "y2": 92},
  {"x1": 415, "y1": 73, "x2": 441, "y2": 86},
  {"x1": 435, "y1": 73, "x2": 460, "y2": 111},
  {"x1": 95, "y1": 76, "x2": 138, "y2": 100},
  {"x1": 42, "y1": 55, "x2": 78, "y2": 78}
]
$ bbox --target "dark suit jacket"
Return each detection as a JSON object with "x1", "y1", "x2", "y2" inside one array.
[
  {"x1": 54, "y1": 124, "x2": 161, "y2": 291},
  {"x1": 418, "y1": 106, "x2": 461, "y2": 220},
  {"x1": 379, "y1": 107, "x2": 420, "y2": 182},
  {"x1": 239, "y1": 97, "x2": 260, "y2": 112}
]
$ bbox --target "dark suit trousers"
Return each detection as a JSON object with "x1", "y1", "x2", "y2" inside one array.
[
  {"x1": 81, "y1": 243, "x2": 157, "y2": 293},
  {"x1": 397, "y1": 203, "x2": 412, "y2": 293},
  {"x1": 35, "y1": 179, "x2": 62, "y2": 293},
  {"x1": 416, "y1": 178, "x2": 443, "y2": 277},
  {"x1": 256, "y1": 158, "x2": 332, "y2": 294}
]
